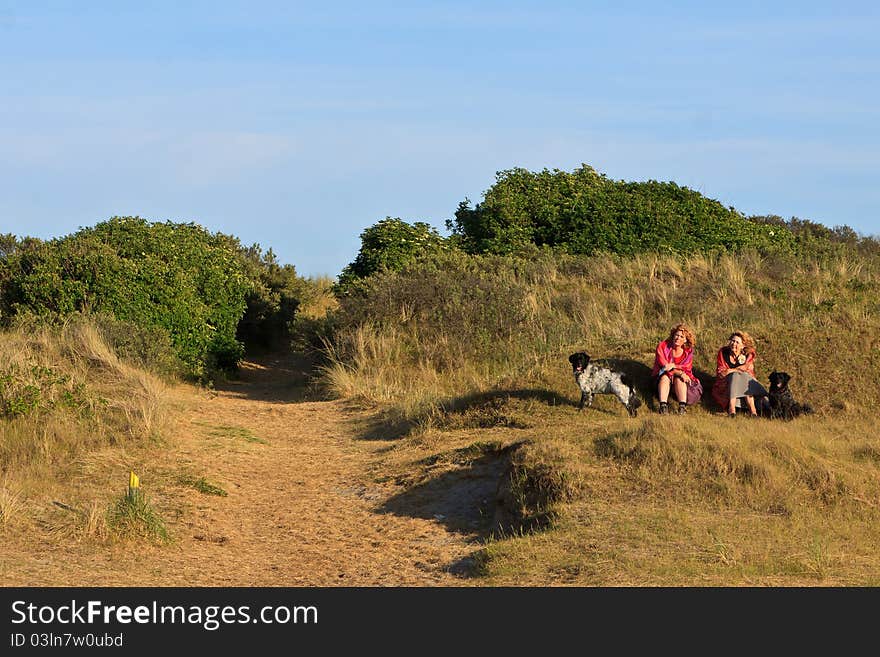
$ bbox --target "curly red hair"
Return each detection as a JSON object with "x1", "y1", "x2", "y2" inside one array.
[
  {"x1": 728, "y1": 330, "x2": 755, "y2": 356},
  {"x1": 666, "y1": 323, "x2": 696, "y2": 350}
]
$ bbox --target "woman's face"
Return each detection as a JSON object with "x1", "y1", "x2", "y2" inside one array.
[
  {"x1": 672, "y1": 331, "x2": 687, "y2": 347},
  {"x1": 729, "y1": 335, "x2": 744, "y2": 353}
]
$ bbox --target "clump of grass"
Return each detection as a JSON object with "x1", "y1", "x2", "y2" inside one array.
[
  {"x1": 0, "y1": 316, "x2": 169, "y2": 473},
  {"x1": 594, "y1": 419, "x2": 770, "y2": 489},
  {"x1": 107, "y1": 489, "x2": 169, "y2": 543},
  {"x1": 178, "y1": 474, "x2": 228, "y2": 497},
  {"x1": 587, "y1": 416, "x2": 865, "y2": 512},
  {"x1": 82, "y1": 500, "x2": 110, "y2": 541},
  {"x1": 495, "y1": 440, "x2": 584, "y2": 534},
  {"x1": 853, "y1": 444, "x2": 880, "y2": 464},
  {"x1": 206, "y1": 424, "x2": 267, "y2": 444},
  {"x1": 0, "y1": 481, "x2": 23, "y2": 528},
  {"x1": 430, "y1": 396, "x2": 531, "y2": 431}
]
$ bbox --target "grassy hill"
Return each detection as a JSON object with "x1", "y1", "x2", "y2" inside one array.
[
  {"x1": 321, "y1": 244, "x2": 880, "y2": 584},
  {"x1": 3, "y1": 220, "x2": 879, "y2": 584}
]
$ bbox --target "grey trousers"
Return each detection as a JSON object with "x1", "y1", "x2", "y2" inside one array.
[{"x1": 727, "y1": 372, "x2": 768, "y2": 408}]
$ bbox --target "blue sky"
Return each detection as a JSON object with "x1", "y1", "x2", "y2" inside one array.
[{"x1": 2, "y1": 1, "x2": 878, "y2": 277}]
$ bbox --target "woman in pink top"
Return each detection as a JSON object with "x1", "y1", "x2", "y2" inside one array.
[{"x1": 651, "y1": 323, "x2": 697, "y2": 415}]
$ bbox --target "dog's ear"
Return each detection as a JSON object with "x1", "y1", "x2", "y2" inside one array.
[
  {"x1": 582, "y1": 352, "x2": 591, "y2": 363},
  {"x1": 781, "y1": 372, "x2": 791, "y2": 384},
  {"x1": 568, "y1": 353, "x2": 577, "y2": 364},
  {"x1": 769, "y1": 370, "x2": 778, "y2": 379}
]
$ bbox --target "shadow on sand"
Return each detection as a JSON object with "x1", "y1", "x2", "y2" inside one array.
[
  {"x1": 353, "y1": 387, "x2": 574, "y2": 441},
  {"x1": 376, "y1": 438, "x2": 562, "y2": 579},
  {"x1": 375, "y1": 445, "x2": 521, "y2": 578},
  {"x1": 211, "y1": 351, "x2": 323, "y2": 404}
]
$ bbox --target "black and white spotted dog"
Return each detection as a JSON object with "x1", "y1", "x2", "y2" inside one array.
[
  {"x1": 767, "y1": 371, "x2": 813, "y2": 420},
  {"x1": 568, "y1": 351, "x2": 642, "y2": 417}
]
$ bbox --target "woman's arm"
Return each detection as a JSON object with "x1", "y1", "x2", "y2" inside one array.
[
  {"x1": 656, "y1": 341, "x2": 678, "y2": 375},
  {"x1": 655, "y1": 341, "x2": 671, "y2": 368},
  {"x1": 675, "y1": 349, "x2": 694, "y2": 383},
  {"x1": 716, "y1": 349, "x2": 728, "y2": 376},
  {"x1": 727, "y1": 352, "x2": 755, "y2": 374}
]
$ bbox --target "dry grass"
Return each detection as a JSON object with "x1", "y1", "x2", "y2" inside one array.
[
  {"x1": 320, "y1": 247, "x2": 880, "y2": 584},
  {"x1": 0, "y1": 317, "x2": 170, "y2": 540},
  {"x1": 298, "y1": 275, "x2": 340, "y2": 319},
  {"x1": 392, "y1": 400, "x2": 880, "y2": 585},
  {"x1": 324, "y1": 249, "x2": 880, "y2": 415},
  {"x1": 345, "y1": 382, "x2": 880, "y2": 584},
  {"x1": 0, "y1": 477, "x2": 23, "y2": 528},
  {"x1": 319, "y1": 322, "x2": 503, "y2": 424}
]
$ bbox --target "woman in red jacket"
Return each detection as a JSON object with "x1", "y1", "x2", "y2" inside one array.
[
  {"x1": 711, "y1": 330, "x2": 768, "y2": 417},
  {"x1": 651, "y1": 323, "x2": 698, "y2": 415}
]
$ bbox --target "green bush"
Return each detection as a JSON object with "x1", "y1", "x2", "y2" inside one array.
[
  {"x1": 90, "y1": 313, "x2": 181, "y2": 378},
  {"x1": 0, "y1": 217, "x2": 250, "y2": 379},
  {"x1": 232, "y1": 244, "x2": 303, "y2": 351},
  {"x1": 0, "y1": 363, "x2": 89, "y2": 419},
  {"x1": 448, "y1": 165, "x2": 793, "y2": 256},
  {"x1": 749, "y1": 215, "x2": 880, "y2": 259},
  {"x1": 336, "y1": 217, "x2": 450, "y2": 295}
]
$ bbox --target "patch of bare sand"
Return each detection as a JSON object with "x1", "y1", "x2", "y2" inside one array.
[{"x1": 0, "y1": 357, "x2": 482, "y2": 586}]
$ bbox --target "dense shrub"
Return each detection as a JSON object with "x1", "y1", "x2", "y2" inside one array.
[
  {"x1": 337, "y1": 250, "x2": 552, "y2": 371},
  {"x1": 89, "y1": 313, "x2": 181, "y2": 378},
  {"x1": 448, "y1": 165, "x2": 793, "y2": 256},
  {"x1": 0, "y1": 362, "x2": 88, "y2": 419},
  {"x1": 0, "y1": 217, "x2": 250, "y2": 378},
  {"x1": 749, "y1": 215, "x2": 880, "y2": 258},
  {"x1": 233, "y1": 244, "x2": 304, "y2": 351},
  {"x1": 336, "y1": 217, "x2": 450, "y2": 295}
]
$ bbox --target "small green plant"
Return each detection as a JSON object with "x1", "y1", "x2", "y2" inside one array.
[
  {"x1": 804, "y1": 537, "x2": 830, "y2": 579},
  {"x1": 207, "y1": 424, "x2": 268, "y2": 444},
  {"x1": 0, "y1": 364, "x2": 89, "y2": 419},
  {"x1": 107, "y1": 478, "x2": 169, "y2": 543},
  {"x1": 178, "y1": 474, "x2": 228, "y2": 497}
]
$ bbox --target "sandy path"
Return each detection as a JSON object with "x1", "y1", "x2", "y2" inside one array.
[{"x1": 1, "y1": 357, "x2": 481, "y2": 586}]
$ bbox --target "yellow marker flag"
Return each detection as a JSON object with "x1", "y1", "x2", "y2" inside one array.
[{"x1": 129, "y1": 471, "x2": 140, "y2": 489}]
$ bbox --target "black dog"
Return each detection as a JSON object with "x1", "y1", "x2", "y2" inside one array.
[
  {"x1": 568, "y1": 352, "x2": 642, "y2": 417},
  {"x1": 767, "y1": 371, "x2": 814, "y2": 420}
]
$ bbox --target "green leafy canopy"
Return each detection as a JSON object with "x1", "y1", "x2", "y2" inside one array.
[{"x1": 0, "y1": 217, "x2": 250, "y2": 378}]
